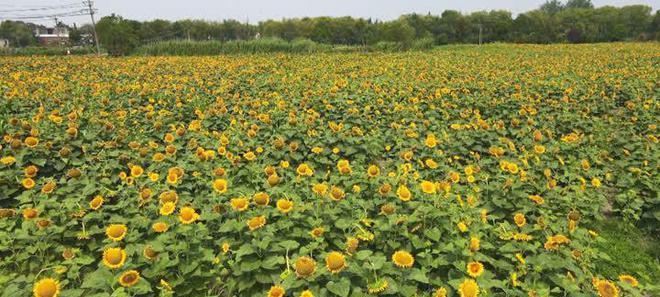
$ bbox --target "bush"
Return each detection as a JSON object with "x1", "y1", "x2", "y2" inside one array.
[{"x1": 411, "y1": 37, "x2": 436, "y2": 51}]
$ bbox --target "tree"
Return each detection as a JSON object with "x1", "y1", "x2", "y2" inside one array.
[
  {"x1": 0, "y1": 21, "x2": 36, "y2": 47},
  {"x1": 565, "y1": 0, "x2": 594, "y2": 9},
  {"x1": 540, "y1": 0, "x2": 564, "y2": 15},
  {"x1": 96, "y1": 14, "x2": 139, "y2": 56},
  {"x1": 378, "y1": 19, "x2": 415, "y2": 46}
]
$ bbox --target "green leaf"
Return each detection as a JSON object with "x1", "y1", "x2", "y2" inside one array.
[{"x1": 326, "y1": 278, "x2": 351, "y2": 297}]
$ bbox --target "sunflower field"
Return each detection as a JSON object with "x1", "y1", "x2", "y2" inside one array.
[{"x1": 0, "y1": 43, "x2": 658, "y2": 297}]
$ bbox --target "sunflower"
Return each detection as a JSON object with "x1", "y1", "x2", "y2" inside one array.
[
  {"x1": 105, "y1": 224, "x2": 128, "y2": 241},
  {"x1": 152, "y1": 221, "x2": 168, "y2": 233},
  {"x1": 296, "y1": 163, "x2": 313, "y2": 176},
  {"x1": 294, "y1": 256, "x2": 316, "y2": 278},
  {"x1": 396, "y1": 185, "x2": 412, "y2": 201},
  {"x1": 179, "y1": 207, "x2": 200, "y2": 224},
  {"x1": 212, "y1": 179, "x2": 228, "y2": 193},
  {"x1": 268, "y1": 285, "x2": 285, "y2": 297},
  {"x1": 312, "y1": 183, "x2": 328, "y2": 195},
  {"x1": 130, "y1": 165, "x2": 144, "y2": 177},
  {"x1": 618, "y1": 274, "x2": 638, "y2": 287},
  {"x1": 368, "y1": 279, "x2": 389, "y2": 294},
  {"x1": 22, "y1": 177, "x2": 36, "y2": 189},
  {"x1": 222, "y1": 242, "x2": 230, "y2": 254},
  {"x1": 253, "y1": 192, "x2": 270, "y2": 206},
  {"x1": 513, "y1": 213, "x2": 526, "y2": 227},
  {"x1": 299, "y1": 290, "x2": 314, "y2": 297},
  {"x1": 594, "y1": 279, "x2": 619, "y2": 297},
  {"x1": 25, "y1": 165, "x2": 38, "y2": 177},
  {"x1": 420, "y1": 180, "x2": 436, "y2": 194},
  {"x1": 25, "y1": 136, "x2": 39, "y2": 148},
  {"x1": 160, "y1": 202, "x2": 176, "y2": 216},
  {"x1": 102, "y1": 247, "x2": 126, "y2": 269},
  {"x1": 159, "y1": 190, "x2": 178, "y2": 204},
  {"x1": 310, "y1": 227, "x2": 325, "y2": 238},
  {"x1": 1, "y1": 156, "x2": 16, "y2": 165},
  {"x1": 33, "y1": 278, "x2": 60, "y2": 297},
  {"x1": 89, "y1": 195, "x2": 103, "y2": 210},
  {"x1": 329, "y1": 186, "x2": 345, "y2": 201},
  {"x1": 345, "y1": 237, "x2": 359, "y2": 255},
  {"x1": 276, "y1": 199, "x2": 293, "y2": 213},
  {"x1": 458, "y1": 278, "x2": 479, "y2": 297},
  {"x1": 41, "y1": 181, "x2": 57, "y2": 194},
  {"x1": 247, "y1": 216, "x2": 266, "y2": 231},
  {"x1": 325, "y1": 252, "x2": 346, "y2": 274},
  {"x1": 367, "y1": 165, "x2": 380, "y2": 177},
  {"x1": 469, "y1": 237, "x2": 480, "y2": 252},
  {"x1": 159, "y1": 279, "x2": 173, "y2": 291},
  {"x1": 118, "y1": 270, "x2": 140, "y2": 287},
  {"x1": 23, "y1": 208, "x2": 38, "y2": 219},
  {"x1": 230, "y1": 197, "x2": 249, "y2": 211},
  {"x1": 467, "y1": 261, "x2": 484, "y2": 277},
  {"x1": 434, "y1": 287, "x2": 447, "y2": 297},
  {"x1": 143, "y1": 245, "x2": 158, "y2": 260},
  {"x1": 392, "y1": 250, "x2": 414, "y2": 268}
]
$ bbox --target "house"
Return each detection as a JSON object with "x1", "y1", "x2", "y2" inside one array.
[
  {"x1": 0, "y1": 39, "x2": 9, "y2": 48},
  {"x1": 34, "y1": 26, "x2": 69, "y2": 46}
]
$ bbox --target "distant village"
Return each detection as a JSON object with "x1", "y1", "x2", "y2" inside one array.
[{"x1": 0, "y1": 22, "x2": 94, "y2": 48}]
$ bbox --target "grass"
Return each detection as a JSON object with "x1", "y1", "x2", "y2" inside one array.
[{"x1": 593, "y1": 219, "x2": 660, "y2": 292}]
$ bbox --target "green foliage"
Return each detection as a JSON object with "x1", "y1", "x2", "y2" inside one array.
[
  {"x1": 96, "y1": 14, "x2": 139, "y2": 56},
  {"x1": 132, "y1": 38, "x2": 338, "y2": 55},
  {"x1": 0, "y1": 46, "x2": 97, "y2": 56},
  {"x1": 593, "y1": 220, "x2": 660, "y2": 294},
  {"x1": 0, "y1": 21, "x2": 36, "y2": 47}
]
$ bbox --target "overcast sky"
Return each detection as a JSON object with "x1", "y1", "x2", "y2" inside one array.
[{"x1": 1, "y1": 0, "x2": 658, "y2": 26}]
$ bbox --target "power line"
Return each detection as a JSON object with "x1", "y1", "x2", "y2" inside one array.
[
  {"x1": 0, "y1": 9, "x2": 92, "y2": 20},
  {"x1": 0, "y1": 3, "x2": 83, "y2": 13}
]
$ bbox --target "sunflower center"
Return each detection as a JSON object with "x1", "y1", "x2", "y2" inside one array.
[{"x1": 36, "y1": 280, "x2": 57, "y2": 297}]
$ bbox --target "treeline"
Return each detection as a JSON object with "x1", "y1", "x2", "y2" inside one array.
[{"x1": 1, "y1": 0, "x2": 659, "y2": 55}]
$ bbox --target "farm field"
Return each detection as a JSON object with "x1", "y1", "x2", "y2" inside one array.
[{"x1": 0, "y1": 43, "x2": 658, "y2": 297}]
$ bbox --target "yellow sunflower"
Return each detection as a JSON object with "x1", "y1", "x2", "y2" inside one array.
[
  {"x1": 25, "y1": 165, "x2": 38, "y2": 177},
  {"x1": 392, "y1": 250, "x2": 414, "y2": 268},
  {"x1": 253, "y1": 192, "x2": 270, "y2": 206},
  {"x1": 396, "y1": 184, "x2": 412, "y2": 202},
  {"x1": 268, "y1": 285, "x2": 285, "y2": 297},
  {"x1": 33, "y1": 278, "x2": 60, "y2": 297},
  {"x1": 294, "y1": 256, "x2": 316, "y2": 278},
  {"x1": 420, "y1": 180, "x2": 436, "y2": 194},
  {"x1": 152, "y1": 221, "x2": 168, "y2": 233},
  {"x1": 179, "y1": 207, "x2": 200, "y2": 224},
  {"x1": 118, "y1": 270, "x2": 140, "y2": 287},
  {"x1": 212, "y1": 179, "x2": 228, "y2": 193},
  {"x1": 434, "y1": 287, "x2": 447, "y2": 297},
  {"x1": 89, "y1": 195, "x2": 104, "y2": 210},
  {"x1": 25, "y1": 136, "x2": 39, "y2": 148},
  {"x1": 618, "y1": 274, "x2": 638, "y2": 287},
  {"x1": 160, "y1": 202, "x2": 176, "y2": 216},
  {"x1": 467, "y1": 261, "x2": 484, "y2": 277},
  {"x1": 143, "y1": 245, "x2": 158, "y2": 260},
  {"x1": 300, "y1": 290, "x2": 314, "y2": 297},
  {"x1": 458, "y1": 278, "x2": 479, "y2": 297},
  {"x1": 329, "y1": 186, "x2": 345, "y2": 201},
  {"x1": 105, "y1": 224, "x2": 128, "y2": 241},
  {"x1": 367, "y1": 279, "x2": 389, "y2": 294},
  {"x1": 276, "y1": 199, "x2": 293, "y2": 213},
  {"x1": 594, "y1": 279, "x2": 619, "y2": 297},
  {"x1": 513, "y1": 213, "x2": 526, "y2": 227},
  {"x1": 230, "y1": 197, "x2": 249, "y2": 211},
  {"x1": 325, "y1": 252, "x2": 347, "y2": 274},
  {"x1": 102, "y1": 247, "x2": 126, "y2": 269},
  {"x1": 312, "y1": 183, "x2": 328, "y2": 196},
  {"x1": 247, "y1": 216, "x2": 266, "y2": 231},
  {"x1": 367, "y1": 165, "x2": 380, "y2": 177},
  {"x1": 310, "y1": 227, "x2": 325, "y2": 238},
  {"x1": 22, "y1": 177, "x2": 36, "y2": 189}
]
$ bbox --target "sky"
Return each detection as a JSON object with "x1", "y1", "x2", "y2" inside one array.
[{"x1": 1, "y1": 0, "x2": 658, "y2": 26}]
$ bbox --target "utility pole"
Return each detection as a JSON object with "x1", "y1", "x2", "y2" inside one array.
[
  {"x1": 478, "y1": 23, "x2": 483, "y2": 46},
  {"x1": 84, "y1": 0, "x2": 101, "y2": 56}
]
